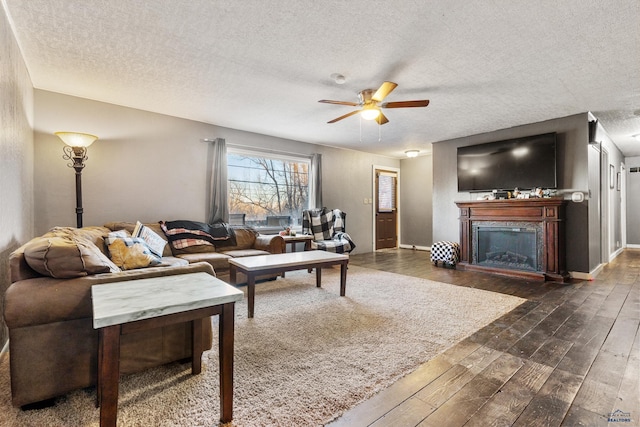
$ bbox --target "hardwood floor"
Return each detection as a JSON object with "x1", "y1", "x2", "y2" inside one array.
[{"x1": 329, "y1": 249, "x2": 639, "y2": 427}]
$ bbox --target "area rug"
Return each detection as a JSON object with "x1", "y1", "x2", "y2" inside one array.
[{"x1": 0, "y1": 265, "x2": 525, "y2": 426}]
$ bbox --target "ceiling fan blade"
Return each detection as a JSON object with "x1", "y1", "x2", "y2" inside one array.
[
  {"x1": 372, "y1": 81, "x2": 398, "y2": 102},
  {"x1": 381, "y1": 100, "x2": 430, "y2": 108},
  {"x1": 318, "y1": 99, "x2": 359, "y2": 106},
  {"x1": 327, "y1": 109, "x2": 361, "y2": 123},
  {"x1": 375, "y1": 112, "x2": 389, "y2": 125}
]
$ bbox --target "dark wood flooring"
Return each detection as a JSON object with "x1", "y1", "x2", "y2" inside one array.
[{"x1": 328, "y1": 249, "x2": 639, "y2": 427}]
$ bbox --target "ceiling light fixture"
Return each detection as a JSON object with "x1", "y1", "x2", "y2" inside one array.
[
  {"x1": 330, "y1": 73, "x2": 346, "y2": 84},
  {"x1": 405, "y1": 150, "x2": 419, "y2": 158},
  {"x1": 361, "y1": 106, "x2": 380, "y2": 121}
]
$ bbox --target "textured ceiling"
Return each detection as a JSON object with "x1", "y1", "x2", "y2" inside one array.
[{"x1": 4, "y1": 0, "x2": 640, "y2": 157}]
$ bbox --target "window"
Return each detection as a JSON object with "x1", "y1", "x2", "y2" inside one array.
[
  {"x1": 227, "y1": 149, "x2": 310, "y2": 229},
  {"x1": 377, "y1": 172, "x2": 397, "y2": 212}
]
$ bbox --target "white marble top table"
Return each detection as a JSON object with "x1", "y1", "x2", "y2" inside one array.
[
  {"x1": 92, "y1": 272, "x2": 243, "y2": 328},
  {"x1": 91, "y1": 272, "x2": 243, "y2": 426},
  {"x1": 229, "y1": 251, "x2": 348, "y2": 318},
  {"x1": 228, "y1": 250, "x2": 347, "y2": 271}
]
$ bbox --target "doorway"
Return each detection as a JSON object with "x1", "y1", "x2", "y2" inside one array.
[
  {"x1": 375, "y1": 168, "x2": 398, "y2": 250},
  {"x1": 601, "y1": 147, "x2": 609, "y2": 262}
]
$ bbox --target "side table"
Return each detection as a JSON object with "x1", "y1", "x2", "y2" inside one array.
[
  {"x1": 91, "y1": 272, "x2": 243, "y2": 426},
  {"x1": 280, "y1": 234, "x2": 314, "y2": 252}
]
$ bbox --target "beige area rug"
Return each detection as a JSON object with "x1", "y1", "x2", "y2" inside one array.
[{"x1": 0, "y1": 265, "x2": 525, "y2": 426}]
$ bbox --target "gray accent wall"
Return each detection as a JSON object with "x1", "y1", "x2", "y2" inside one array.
[
  {"x1": 597, "y1": 126, "x2": 625, "y2": 257},
  {"x1": 33, "y1": 90, "x2": 399, "y2": 254},
  {"x1": 432, "y1": 114, "x2": 595, "y2": 274},
  {"x1": 626, "y1": 156, "x2": 640, "y2": 245},
  {"x1": 400, "y1": 153, "x2": 433, "y2": 247},
  {"x1": 1, "y1": 5, "x2": 34, "y2": 351}
]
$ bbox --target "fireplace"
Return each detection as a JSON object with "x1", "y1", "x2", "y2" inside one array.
[
  {"x1": 473, "y1": 224, "x2": 542, "y2": 272},
  {"x1": 456, "y1": 199, "x2": 568, "y2": 282}
]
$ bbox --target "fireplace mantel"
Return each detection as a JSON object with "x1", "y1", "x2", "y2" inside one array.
[{"x1": 455, "y1": 198, "x2": 569, "y2": 282}]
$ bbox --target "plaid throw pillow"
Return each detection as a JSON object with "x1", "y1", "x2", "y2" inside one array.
[{"x1": 309, "y1": 209, "x2": 334, "y2": 241}]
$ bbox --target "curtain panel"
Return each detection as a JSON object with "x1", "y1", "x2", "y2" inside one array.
[{"x1": 207, "y1": 138, "x2": 228, "y2": 224}]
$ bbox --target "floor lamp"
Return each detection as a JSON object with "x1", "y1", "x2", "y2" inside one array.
[{"x1": 55, "y1": 131, "x2": 99, "y2": 228}]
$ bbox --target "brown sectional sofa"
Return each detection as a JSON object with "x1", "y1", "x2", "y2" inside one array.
[
  {"x1": 103, "y1": 221, "x2": 285, "y2": 283},
  {"x1": 4, "y1": 222, "x2": 284, "y2": 407}
]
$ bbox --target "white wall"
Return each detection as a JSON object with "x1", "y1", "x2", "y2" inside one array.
[
  {"x1": 1, "y1": 5, "x2": 34, "y2": 349},
  {"x1": 33, "y1": 90, "x2": 399, "y2": 253}
]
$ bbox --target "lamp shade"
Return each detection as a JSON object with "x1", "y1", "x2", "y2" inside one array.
[{"x1": 55, "y1": 132, "x2": 98, "y2": 147}]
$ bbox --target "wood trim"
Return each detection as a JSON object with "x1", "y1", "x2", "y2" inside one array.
[{"x1": 455, "y1": 198, "x2": 569, "y2": 282}]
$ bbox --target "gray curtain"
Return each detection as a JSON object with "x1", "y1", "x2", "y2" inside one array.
[
  {"x1": 311, "y1": 153, "x2": 322, "y2": 208},
  {"x1": 207, "y1": 138, "x2": 228, "y2": 223}
]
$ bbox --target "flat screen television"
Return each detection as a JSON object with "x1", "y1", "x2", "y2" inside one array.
[{"x1": 457, "y1": 132, "x2": 557, "y2": 192}]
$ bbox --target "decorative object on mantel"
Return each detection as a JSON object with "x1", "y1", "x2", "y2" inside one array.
[
  {"x1": 54, "y1": 132, "x2": 99, "y2": 228},
  {"x1": 478, "y1": 187, "x2": 558, "y2": 201}
]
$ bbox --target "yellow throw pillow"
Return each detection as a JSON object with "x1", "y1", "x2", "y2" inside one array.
[{"x1": 106, "y1": 238, "x2": 156, "y2": 270}]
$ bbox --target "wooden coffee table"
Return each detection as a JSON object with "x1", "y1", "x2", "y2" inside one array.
[
  {"x1": 228, "y1": 251, "x2": 349, "y2": 318},
  {"x1": 91, "y1": 272, "x2": 243, "y2": 427}
]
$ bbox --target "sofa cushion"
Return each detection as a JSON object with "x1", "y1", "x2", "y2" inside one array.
[
  {"x1": 23, "y1": 236, "x2": 121, "y2": 279},
  {"x1": 177, "y1": 252, "x2": 232, "y2": 271},
  {"x1": 105, "y1": 234, "x2": 162, "y2": 270},
  {"x1": 216, "y1": 226, "x2": 259, "y2": 251},
  {"x1": 44, "y1": 226, "x2": 113, "y2": 255},
  {"x1": 221, "y1": 249, "x2": 271, "y2": 258}
]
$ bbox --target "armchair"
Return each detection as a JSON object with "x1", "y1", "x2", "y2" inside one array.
[{"x1": 302, "y1": 208, "x2": 356, "y2": 253}]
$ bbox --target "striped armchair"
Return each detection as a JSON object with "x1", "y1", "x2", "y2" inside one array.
[{"x1": 302, "y1": 208, "x2": 356, "y2": 253}]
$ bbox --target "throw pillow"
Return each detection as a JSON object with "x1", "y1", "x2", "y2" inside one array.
[
  {"x1": 132, "y1": 221, "x2": 167, "y2": 258},
  {"x1": 23, "y1": 236, "x2": 121, "y2": 278},
  {"x1": 105, "y1": 234, "x2": 161, "y2": 270},
  {"x1": 309, "y1": 209, "x2": 334, "y2": 241}
]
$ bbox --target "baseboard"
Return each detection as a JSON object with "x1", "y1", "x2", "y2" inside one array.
[
  {"x1": 399, "y1": 244, "x2": 431, "y2": 251},
  {"x1": 609, "y1": 247, "x2": 624, "y2": 262},
  {"x1": 570, "y1": 262, "x2": 606, "y2": 281},
  {"x1": 626, "y1": 244, "x2": 640, "y2": 249}
]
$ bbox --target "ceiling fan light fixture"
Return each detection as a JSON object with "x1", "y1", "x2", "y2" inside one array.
[
  {"x1": 405, "y1": 150, "x2": 419, "y2": 158},
  {"x1": 361, "y1": 107, "x2": 380, "y2": 121}
]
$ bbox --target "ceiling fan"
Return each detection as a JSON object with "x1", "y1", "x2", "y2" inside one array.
[{"x1": 319, "y1": 81, "x2": 429, "y2": 125}]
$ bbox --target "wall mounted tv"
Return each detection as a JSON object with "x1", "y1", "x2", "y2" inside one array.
[{"x1": 457, "y1": 132, "x2": 557, "y2": 192}]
